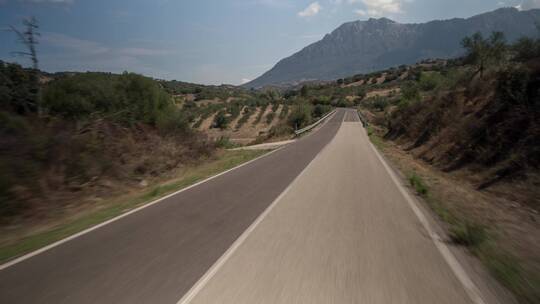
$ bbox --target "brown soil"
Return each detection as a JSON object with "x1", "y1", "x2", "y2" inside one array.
[
  {"x1": 344, "y1": 79, "x2": 365, "y2": 87},
  {"x1": 198, "y1": 112, "x2": 218, "y2": 131},
  {"x1": 365, "y1": 87, "x2": 401, "y2": 98}
]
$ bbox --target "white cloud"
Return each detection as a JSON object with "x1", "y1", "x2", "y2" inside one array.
[
  {"x1": 240, "y1": 78, "x2": 251, "y2": 84},
  {"x1": 298, "y1": 2, "x2": 322, "y2": 17},
  {"x1": 516, "y1": 0, "x2": 540, "y2": 10},
  {"x1": 353, "y1": 0, "x2": 404, "y2": 16}
]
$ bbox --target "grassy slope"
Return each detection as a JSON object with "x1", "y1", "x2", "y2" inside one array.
[{"x1": 0, "y1": 149, "x2": 269, "y2": 264}]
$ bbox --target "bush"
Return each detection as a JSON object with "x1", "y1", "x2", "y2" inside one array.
[
  {"x1": 313, "y1": 104, "x2": 332, "y2": 118},
  {"x1": 0, "y1": 61, "x2": 39, "y2": 114},
  {"x1": 512, "y1": 37, "x2": 540, "y2": 62},
  {"x1": 268, "y1": 124, "x2": 294, "y2": 138},
  {"x1": 401, "y1": 82, "x2": 421, "y2": 101},
  {"x1": 495, "y1": 67, "x2": 531, "y2": 106},
  {"x1": 215, "y1": 136, "x2": 235, "y2": 149},
  {"x1": 288, "y1": 102, "x2": 313, "y2": 129},
  {"x1": 212, "y1": 111, "x2": 229, "y2": 129},
  {"x1": 418, "y1": 72, "x2": 443, "y2": 91},
  {"x1": 408, "y1": 172, "x2": 428, "y2": 196},
  {"x1": 450, "y1": 222, "x2": 488, "y2": 247},
  {"x1": 372, "y1": 97, "x2": 389, "y2": 112},
  {"x1": 156, "y1": 110, "x2": 190, "y2": 135},
  {"x1": 43, "y1": 72, "x2": 173, "y2": 126}
]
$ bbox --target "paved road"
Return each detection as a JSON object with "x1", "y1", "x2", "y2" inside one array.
[
  {"x1": 0, "y1": 108, "x2": 485, "y2": 304},
  {"x1": 0, "y1": 110, "x2": 344, "y2": 304},
  {"x1": 185, "y1": 110, "x2": 474, "y2": 303}
]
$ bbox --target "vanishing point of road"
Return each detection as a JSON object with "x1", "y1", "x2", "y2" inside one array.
[{"x1": 0, "y1": 109, "x2": 498, "y2": 303}]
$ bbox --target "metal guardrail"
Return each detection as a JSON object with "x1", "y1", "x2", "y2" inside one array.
[
  {"x1": 357, "y1": 111, "x2": 368, "y2": 128},
  {"x1": 294, "y1": 109, "x2": 337, "y2": 136}
]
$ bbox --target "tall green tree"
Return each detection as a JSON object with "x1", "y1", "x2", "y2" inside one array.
[{"x1": 461, "y1": 31, "x2": 507, "y2": 78}]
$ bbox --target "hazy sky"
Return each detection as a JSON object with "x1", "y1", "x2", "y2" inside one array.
[{"x1": 1, "y1": 0, "x2": 539, "y2": 85}]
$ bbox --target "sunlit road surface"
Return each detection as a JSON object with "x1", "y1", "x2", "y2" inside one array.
[
  {"x1": 182, "y1": 109, "x2": 474, "y2": 304},
  {"x1": 0, "y1": 109, "x2": 487, "y2": 304}
]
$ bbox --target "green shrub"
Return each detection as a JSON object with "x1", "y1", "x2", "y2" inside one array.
[
  {"x1": 268, "y1": 124, "x2": 293, "y2": 138},
  {"x1": 212, "y1": 111, "x2": 229, "y2": 129},
  {"x1": 313, "y1": 104, "x2": 332, "y2": 118},
  {"x1": 215, "y1": 136, "x2": 236, "y2": 149},
  {"x1": 43, "y1": 72, "x2": 172, "y2": 126},
  {"x1": 288, "y1": 102, "x2": 313, "y2": 129},
  {"x1": 450, "y1": 221, "x2": 488, "y2": 247},
  {"x1": 512, "y1": 37, "x2": 540, "y2": 62},
  {"x1": 372, "y1": 97, "x2": 389, "y2": 112},
  {"x1": 156, "y1": 109, "x2": 189, "y2": 135},
  {"x1": 495, "y1": 67, "x2": 531, "y2": 106},
  {"x1": 408, "y1": 172, "x2": 428, "y2": 196},
  {"x1": 0, "y1": 61, "x2": 39, "y2": 114},
  {"x1": 401, "y1": 82, "x2": 421, "y2": 101},
  {"x1": 418, "y1": 72, "x2": 443, "y2": 91}
]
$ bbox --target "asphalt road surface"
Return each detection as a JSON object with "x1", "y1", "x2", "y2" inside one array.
[
  {"x1": 185, "y1": 110, "x2": 474, "y2": 304},
  {"x1": 0, "y1": 109, "x2": 487, "y2": 304}
]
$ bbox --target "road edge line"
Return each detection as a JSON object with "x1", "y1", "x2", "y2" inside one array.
[
  {"x1": 365, "y1": 132, "x2": 487, "y2": 304},
  {"x1": 0, "y1": 148, "x2": 283, "y2": 271},
  {"x1": 176, "y1": 112, "x2": 342, "y2": 304}
]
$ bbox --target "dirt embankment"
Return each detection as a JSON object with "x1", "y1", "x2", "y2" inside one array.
[
  {"x1": 0, "y1": 117, "x2": 214, "y2": 226},
  {"x1": 385, "y1": 68, "x2": 540, "y2": 209}
]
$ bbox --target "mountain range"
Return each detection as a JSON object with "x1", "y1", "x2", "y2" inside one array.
[{"x1": 244, "y1": 7, "x2": 540, "y2": 88}]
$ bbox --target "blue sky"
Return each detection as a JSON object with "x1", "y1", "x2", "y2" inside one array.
[{"x1": 1, "y1": 0, "x2": 539, "y2": 85}]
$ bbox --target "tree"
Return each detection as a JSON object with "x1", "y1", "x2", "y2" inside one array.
[
  {"x1": 9, "y1": 17, "x2": 40, "y2": 114},
  {"x1": 461, "y1": 31, "x2": 507, "y2": 78},
  {"x1": 300, "y1": 85, "x2": 309, "y2": 97},
  {"x1": 10, "y1": 17, "x2": 40, "y2": 71},
  {"x1": 512, "y1": 37, "x2": 540, "y2": 62},
  {"x1": 212, "y1": 111, "x2": 228, "y2": 129},
  {"x1": 372, "y1": 97, "x2": 389, "y2": 112},
  {"x1": 288, "y1": 102, "x2": 312, "y2": 129}
]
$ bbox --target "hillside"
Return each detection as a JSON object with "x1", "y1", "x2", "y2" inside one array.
[{"x1": 245, "y1": 7, "x2": 540, "y2": 88}]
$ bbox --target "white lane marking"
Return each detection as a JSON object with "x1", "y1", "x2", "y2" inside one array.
[
  {"x1": 365, "y1": 131, "x2": 487, "y2": 304},
  {"x1": 0, "y1": 148, "x2": 284, "y2": 271},
  {"x1": 177, "y1": 110, "x2": 345, "y2": 304}
]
